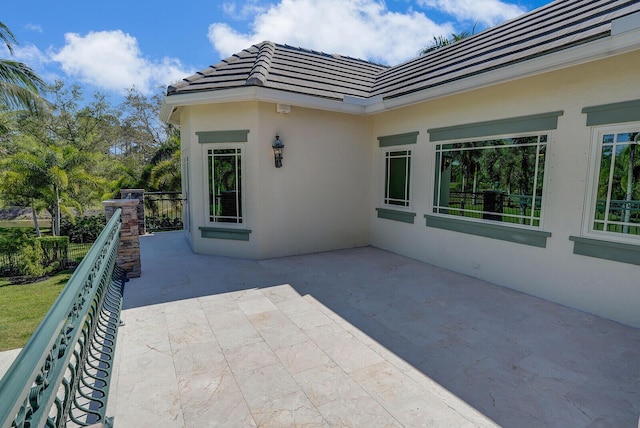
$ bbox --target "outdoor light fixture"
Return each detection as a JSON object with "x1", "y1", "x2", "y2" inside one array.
[{"x1": 272, "y1": 135, "x2": 284, "y2": 168}]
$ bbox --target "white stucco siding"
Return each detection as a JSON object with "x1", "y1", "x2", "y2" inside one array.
[
  {"x1": 182, "y1": 101, "x2": 372, "y2": 260},
  {"x1": 254, "y1": 103, "x2": 372, "y2": 258},
  {"x1": 370, "y1": 51, "x2": 640, "y2": 327}
]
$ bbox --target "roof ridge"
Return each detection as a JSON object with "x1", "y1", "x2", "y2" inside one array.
[
  {"x1": 245, "y1": 41, "x2": 276, "y2": 86},
  {"x1": 276, "y1": 43, "x2": 388, "y2": 68}
]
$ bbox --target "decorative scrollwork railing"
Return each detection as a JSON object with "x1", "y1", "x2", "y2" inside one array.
[{"x1": 0, "y1": 208, "x2": 126, "y2": 428}]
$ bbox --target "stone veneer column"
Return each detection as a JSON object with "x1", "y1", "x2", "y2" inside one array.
[
  {"x1": 103, "y1": 199, "x2": 141, "y2": 278},
  {"x1": 119, "y1": 188, "x2": 146, "y2": 236}
]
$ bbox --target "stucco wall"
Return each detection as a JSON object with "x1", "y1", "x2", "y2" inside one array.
[
  {"x1": 182, "y1": 101, "x2": 372, "y2": 260},
  {"x1": 370, "y1": 51, "x2": 640, "y2": 327}
]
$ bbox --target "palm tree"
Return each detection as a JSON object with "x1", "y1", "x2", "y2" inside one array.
[
  {"x1": 421, "y1": 23, "x2": 477, "y2": 55},
  {"x1": 0, "y1": 21, "x2": 49, "y2": 112}
]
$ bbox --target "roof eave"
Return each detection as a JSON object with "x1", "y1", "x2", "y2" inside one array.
[
  {"x1": 161, "y1": 86, "x2": 369, "y2": 124},
  {"x1": 366, "y1": 23, "x2": 640, "y2": 115}
]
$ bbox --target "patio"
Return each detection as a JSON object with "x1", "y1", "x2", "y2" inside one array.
[{"x1": 106, "y1": 231, "x2": 639, "y2": 427}]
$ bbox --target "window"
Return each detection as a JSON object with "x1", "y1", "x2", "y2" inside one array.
[
  {"x1": 434, "y1": 134, "x2": 547, "y2": 227},
  {"x1": 588, "y1": 126, "x2": 640, "y2": 239},
  {"x1": 384, "y1": 149, "x2": 411, "y2": 207},
  {"x1": 206, "y1": 147, "x2": 243, "y2": 224}
]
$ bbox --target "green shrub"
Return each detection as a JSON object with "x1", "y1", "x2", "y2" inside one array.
[
  {"x1": 60, "y1": 214, "x2": 106, "y2": 243},
  {"x1": 16, "y1": 240, "x2": 47, "y2": 277}
]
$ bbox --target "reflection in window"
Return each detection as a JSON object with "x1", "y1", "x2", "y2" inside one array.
[
  {"x1": 593, "y1": 130, "x2": 639, "y2": 236},
  {"x1": 207, "y1": 148, "x2": 242, "y2": 224},
  {"x1": 384, "y1": 150, "x2": 411, "y2": 207},
  {"x1": 434, "y1": 135, "x2": 547, "y2": 227}
]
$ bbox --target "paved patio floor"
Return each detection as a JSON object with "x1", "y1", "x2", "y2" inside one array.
[{"x1": 106, "y1": 231, "x2": 639, "y2": 427}]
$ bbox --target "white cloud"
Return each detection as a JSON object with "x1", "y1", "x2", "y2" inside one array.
[
  {"x1": 208, "y1": 0, "x2": 456, "y2": 65},
  {"x1": 417, "y1": 0, "x2": 527, "y2": 27},
  {"x1": 51, "y1": 30, "x2": 192, "y2": 95}
]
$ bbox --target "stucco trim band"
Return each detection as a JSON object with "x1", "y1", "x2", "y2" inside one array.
[
  {"x1": 582, "y1": 99, "x2": 640, "y2": 126},
  {"x1": 569, "y1": 236, "x2": 640, "y2": 266},
  {"x1": 424, "y1": 215, "x2": 551, "y2": 247},
  {"x1": 196, "y1": 130, "x2": 250, "y2": 143},
  {"x1": 376, "y1": 208, "x2": 416, "y2": 224},
  {"x1": 378, "y1": 131, "x2": 419, "y2": 147},
  {"x1": 427, "y1": 111, "x2": 563, "y2": 142},
  {"x1": 199, "y1": 227, "x2": 252, "y2": 241}
]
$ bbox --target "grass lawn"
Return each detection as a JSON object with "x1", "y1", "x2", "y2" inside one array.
[{"x1": 0, "y1": 272, "x2": 71, "y2": 351}]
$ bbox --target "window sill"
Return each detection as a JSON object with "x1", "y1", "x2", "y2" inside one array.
[
  {"x1": 424, "y1": 215, "x2": 551, "y2": 247},
  {"x1": 569, "y1": 236, "x2": 640, "y2": 266},
  {"x1": 199, "y1": 227, "x2": 251, "y2": 241},
  {"x1": 376, "y1": 208, "x2": 416, "y2": 224}
]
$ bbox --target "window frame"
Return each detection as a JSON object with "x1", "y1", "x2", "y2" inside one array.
[
  {"x1": 431, "y1": 130, "x2": 550, "y2": 230},
  {"x1": 203, "y1": 143, "x2": 246, "y2": 228},
  {"x1": 583, "y1": 123, "x2": 640, "y2": 244},
  {"x1": 382, "y1": 146, "x2": 413, "y2": 209}
]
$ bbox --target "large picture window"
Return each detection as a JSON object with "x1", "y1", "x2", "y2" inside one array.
[
  {"x1": 384, "y1": 149, "x2": 411, "y2": 207},
  {"x1": 207, "y1": 147, "x2": 243, "y2": 224},
  {"x1": 434, "y1": 134, "x2": 547, "y2": 227},
  {"x1": 589, "y1": 126, "x2": 639, "y2": 238}
]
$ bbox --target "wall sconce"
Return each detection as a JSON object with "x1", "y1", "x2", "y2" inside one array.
[{"x1": 272, "y1": 135, "x2": 284, "y2": 168}]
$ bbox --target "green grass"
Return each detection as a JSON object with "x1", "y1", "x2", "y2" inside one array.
[{"x1": 0, "y1": 272, "x2": 71, "y2": 351}]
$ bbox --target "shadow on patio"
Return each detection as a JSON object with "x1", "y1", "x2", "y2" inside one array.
[{"x1": 110, "y1": 231, "x2": 640, "y2": 427}]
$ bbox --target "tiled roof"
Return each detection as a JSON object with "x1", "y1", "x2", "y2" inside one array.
[
  {"x1": 167, "y1": 42, "x2": 388, "y2": 100},
  {"x1": 167, "y1": 0, "x2": 640, "y2": 102},
  {"x1": 373, "y1": 0, "x2": 640, "y2": 99}
]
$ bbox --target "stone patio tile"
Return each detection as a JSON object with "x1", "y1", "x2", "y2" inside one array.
[
  {"x1": 205, "y1": 308, "x2": 262, "y2": 350},
  {"x1": 274, "y1": 340, "x2": 332, "y2": 374},
  {"x1": 292, "y1": 363, "x2": 369, "y2": 407},
  {"x1": 223, "y1": 340, "x2": 280, "y2": 374},
  {"x1": 178, "y1": 365, "x2": 257, "y2": 427},
  {"x1": 234, "y1": 363, "x2": 302, "y2": 410},
  {"x1": 286, "y1": 307, "x2": 334, "y2": 331},
  {"x1": 261, "y1": 283, "x2": 302, "y2": 303},
  {"x1": 198, "y1": 292, "x2": 239, "y2": 312},
  {"x1": 172, "y1": 342, "x2": 227, "y2": 377},
  {"x1": 249, "y1": 390, "x2": 328, "y2": 427},
  {"x1": 316, "y1": 395, "x2": 402, "y2": 427},
  {"x1": 352, "y1": 361, "x2": 481, "y2": 427},
  {"x1": 236, "y1": 293, "x2": 279, "y2": 316},
  {"x1": 307, "y1": 324, "x2": 384, "y2": 373}
]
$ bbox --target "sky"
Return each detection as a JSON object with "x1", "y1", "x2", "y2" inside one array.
[{"x1": 2, "y1": 0, "x2": 551, "y2": 100}]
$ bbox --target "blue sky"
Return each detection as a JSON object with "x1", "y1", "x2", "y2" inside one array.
[{"x1": 3, "y1": 0, "x2": 550, "y2": 98}]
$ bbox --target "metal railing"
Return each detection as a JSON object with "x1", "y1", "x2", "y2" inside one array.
[
  {"x1": 0, "y1": 209, "x2": 126, "y2": 428},
  {"x1": 144, "y1": 191, "x2": 184, "y2": 232}
]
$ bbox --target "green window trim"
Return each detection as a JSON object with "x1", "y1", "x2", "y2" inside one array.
[
  {"x1": 569, "y1": 236, "x2": 640, "y2": 266},
  {"x1": 197, "y1": 130, "x2": 250, "y2": 143},
  {"x1": 199, "y1": 227, "x2": 251, "y2": 241},
  {"x1": 376, "y1": 208, "x2": 416, "y2": 224},
  {"x1": 378, "y1": 131, "x2": 419, "y2": 147},
  {"x1": 424, "y1": 214, "x2": 551, "y2": 247},
  {"x1": 582, "y1": 99, "x2": 640, "y2": 126},
  {"x1": 427, "y1": 111, "x2": 563, "y2": 142}
]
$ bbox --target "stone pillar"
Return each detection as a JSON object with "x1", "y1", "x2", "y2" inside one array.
[
  {"x1": 120, "y1": 188, "x2": 146, "y2": 236},
  {"x1": 103, "y1": 199, "x2": 141, "y2": 278}
]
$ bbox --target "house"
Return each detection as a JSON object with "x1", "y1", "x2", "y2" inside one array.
[{"x1": 161, "y1": 0, "x2": 640, "y2": 327}]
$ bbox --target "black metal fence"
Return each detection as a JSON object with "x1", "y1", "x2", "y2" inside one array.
[
  {"x1": 0, "y1": 241, "x2": 93, "y2": 277},
  {"x1": 144, "y1": 191, "x2": 184, "y2": 232}
]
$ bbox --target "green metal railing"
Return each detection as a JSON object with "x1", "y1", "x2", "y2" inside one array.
[{"x1": 0, "y1": 209, "x2": 126, "y2": 428}]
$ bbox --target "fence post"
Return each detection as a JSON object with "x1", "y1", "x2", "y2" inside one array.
[
  {"x1": 120, "y1": 188, "x2": 146, "y2": 236},
  {"x1": 103, "y1": 199, "x2": 141, "y2": 278}
]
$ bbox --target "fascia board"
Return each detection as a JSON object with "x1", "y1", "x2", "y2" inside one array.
[
  {"x1": 365, "y1": 28, "x2": 640, "y2": 115},
  {"x1": 161, "y1": 86, "x2": 366, "y2": 124}
]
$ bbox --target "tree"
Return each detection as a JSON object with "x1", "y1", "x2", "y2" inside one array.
[
  {"x1": 421, "y1": 24, "x2": 477, "y2": 55},
  {"x1": 0, "y1": 21, "x2": 49, "y2": 113},
  {"x1": 1, "y1": 82, "x2": 112, "y2": 235}
]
